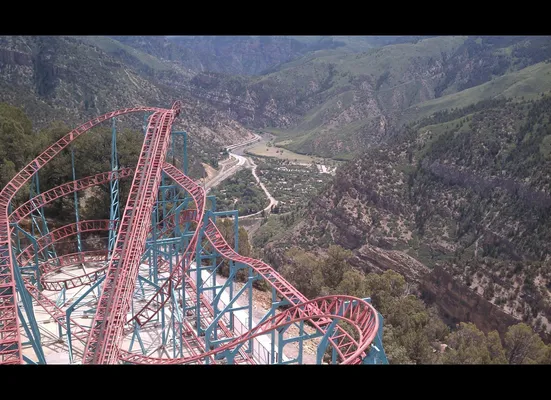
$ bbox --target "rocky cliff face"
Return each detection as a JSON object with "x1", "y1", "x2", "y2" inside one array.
[
  {"x1": 421, "y1": 265, "x2": 524, "y2": 338},
  {"x1": 110, "y1": 35, "x2": 311, "y2": 76}
]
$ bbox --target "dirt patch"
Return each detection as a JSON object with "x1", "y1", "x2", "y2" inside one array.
[{"x1": 202, "y1": 162, "x2": 218, "y2": 182}]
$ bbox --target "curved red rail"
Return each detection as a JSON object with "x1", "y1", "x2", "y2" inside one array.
[
  {"x1": 39, "y1": 251, "x2": 109, "y2": 290},
  {"x1": 17, "y1": 220, "x2": 111, "y2": 269},
  {"x1": 10, "y1": 169, "x2": 134, "y2": 223},
  {"x1": 201, "y1": 221, "x2": 370, "y2": 363},
  {"x1": 17, "y1": 207, "x2": 197, "y2": 293},
  {"x1": 120, "y1": 295, "x2": 378, "y2": 365},
  {"x1": 0, "y1": 106, "x2": 162, "y2": 364},
  {"x1": 123, "y1": 218, "x2": 377, "y2": 364}
]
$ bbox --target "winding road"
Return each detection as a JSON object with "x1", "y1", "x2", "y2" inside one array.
[{"x1": 204, "y1": 134, "x2": 278, "y2": 219}]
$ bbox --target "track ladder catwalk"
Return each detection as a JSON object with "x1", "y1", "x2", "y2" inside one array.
[{"x1": 83, "y1": 110, "x2": 176, "y2": 364}]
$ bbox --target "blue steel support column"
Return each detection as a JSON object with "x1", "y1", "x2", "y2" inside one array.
[
  {"x1": 128, "y1": 324, "x2": 147, "y2": 355},
  {"x1": 270, "y1": 287, "x2": 278, "y2": 363},
  {"x1": 65, "y1": 275, "x2": 106, "y2": 363},
  {"x1": 223, "y1": 298, "x2": 286, "y2": 363},
  {"x1": 316, "y1": 317, "x2": 340, "y2": 364},
  {"x1": 195, "y1": 211, "x2": 211, "y2": 335},
  {"x1": 160, "y1": 291, "x2": 166, "y2": 345},
  {"x1": 30, "y1": 161, "x2": 57, "y2": 260},
  {"x1": 209, "y1": 209, "x2": 236, "y2": 335},
  {"x1": 362, "y1": 297, "x2": 388, "y2": 364},
  {"x1": 71, "y1": 147, "x2": 82, "y2": 254},
  {"x1": 277, "y1": 324, "x2": 290, "y2": 363},
  {"x1": 108, "y1": 117, "x2": 120, "y2": 258},
  {"x1": 10, "y1": 234, "x2": 46, "y2": 364},
  {"x1": 298, "y1": 320, "x2": 304, "y2": 363},
  {"x1": 170, "y1": 287, "x2": 179, "y2": 358},
  {"x1": 17, "y1": 308, "x2": 45, "y2": 364},
  {"x1": 163, "y1": 129, "x2": 189, "y2": 350},
  {"x1": 205, "y1": 275, "x2": 251, "y2": 349},
  {"x1": 275, "y1": 321, "x2": 323, "y2": 364},
  {"x1": 56, "y1": 288, "x2": 66, "y2": 307}
]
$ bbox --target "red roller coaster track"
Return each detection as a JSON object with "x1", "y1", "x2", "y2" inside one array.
[
  {"x1": 0, "y1": 106, "x2": 164, "y2": 364},
  {"x1": 0, "y1": 102, "x2": 379, "y2": 364},
  {"x1": 82, "y1": 108, "x2": 178, "y2": 364}
]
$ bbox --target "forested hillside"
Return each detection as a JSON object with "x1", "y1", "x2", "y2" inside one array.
[{"x1": 259, "y1": 93, "x2": 551, "y2": 346}]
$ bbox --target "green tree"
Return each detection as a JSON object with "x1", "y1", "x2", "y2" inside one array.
[
  {"x1": 505, "y1": 323, "x2": 548, "y2": 364},
  {"x1": 335, "y1": 269, "x2": 368, "y2": 298},
  {"x1": 442, "y1": 323, "x2": 492, "y2": 364},
  {"x1": 321, "y1": 245, "x2": 353, "y2": 288},
  {"x1": 363, "y1": 269, "x2": 408, "y2": 312},
  {"x1": 363, "y1": 270, "x2": 440, "y2": 364},
  {"x1": 0, "y1": 103, "x2": 35, "y2": 189},
  {"x1": 487, "y1": 330, "x2": 507, "y2": 364},
  {"x1": 281, "y1": 247, "x2": 324, "y2": 299},
  {"x1": 383, "y1": 325, "x2": 415, "y2": 364}
]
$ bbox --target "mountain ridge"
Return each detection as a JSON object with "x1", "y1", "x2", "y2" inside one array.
[{"x1": 0, "y1": 35, "x2": 258, "y2": 178}]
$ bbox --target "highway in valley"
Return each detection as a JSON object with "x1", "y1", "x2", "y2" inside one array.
[{"x1": 204, "y1": 133, "x2": 279, "y2": 219}]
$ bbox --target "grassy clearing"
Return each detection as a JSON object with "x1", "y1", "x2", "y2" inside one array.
[
  {"x1": 259, "y1": 127, "x2": 290, "y2": 136},
  {"x1": 246, "y1": 143, "x2": 323, "y2": 163}
]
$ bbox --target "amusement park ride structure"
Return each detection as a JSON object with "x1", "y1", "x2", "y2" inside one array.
[{"x1": 0, "y1": 102, "x2": 388, "y2": 364}]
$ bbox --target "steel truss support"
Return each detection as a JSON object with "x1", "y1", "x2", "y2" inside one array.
[
  {"x1": 65, "y1": 276, "x2": 106, "y2": 363},
  {"x1": 1, "y1": 104, "x2": 387, "y2": 365},
  {"x1": 195, "y1": 209, "x2": 262, "y2": 363},
  {"x1": 10, "y1": 237, "x2": 46, "y2": 364},
  {"x1": 128, "y1": 324, "x2": 147, "y2": 355},
  {"x1": 315, "y1": 299, "x2": 360, "y2": 365},
  {"x1": 11, "y1": 224, "x2": 40, "y2": 288},
  {"x1": 193, "y1": 208, "x2": 216, "y2": 336},
  {"x1": 127, "y1": 275, "x2": 161, "y2": 356}
]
